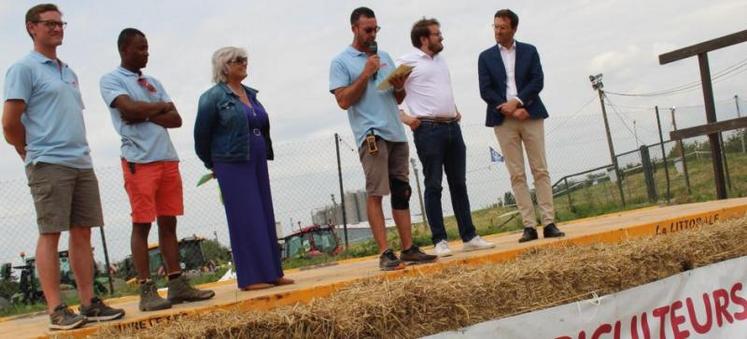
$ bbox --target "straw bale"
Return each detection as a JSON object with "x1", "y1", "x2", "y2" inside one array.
[{"x1": 91, "y1": 217, "x2": 747, "y2": 339}]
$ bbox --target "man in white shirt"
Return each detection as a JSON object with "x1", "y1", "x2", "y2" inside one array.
[
  {"x1": 399, "y1": 18, "x2": 494, "y2": 257},
  {"x1": 478, "y1": 9, "x2": 565, "y2": 243}
]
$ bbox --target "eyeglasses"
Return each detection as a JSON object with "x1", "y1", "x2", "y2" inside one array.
[
  {"x1": 362, "y1": 26, "x2": 381, "y2": 34},
  {"x1": 34, "y1": 20, "x2": 67, "y2": 30},
  {"x1": 228, "y1": 56, "x2": 248, "y2": 65}
]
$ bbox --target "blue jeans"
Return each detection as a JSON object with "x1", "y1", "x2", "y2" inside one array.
[{"x1": 413, "y1": 121, "x2": 477, "y2": 244}]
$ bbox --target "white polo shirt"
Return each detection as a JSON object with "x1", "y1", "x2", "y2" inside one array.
[{"x1": 396, "y1": 48, "x2": 457, "y2": 119}]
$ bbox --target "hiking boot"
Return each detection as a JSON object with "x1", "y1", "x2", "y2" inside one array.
[
  {"x1": 167, "y1": 275, "x2": 215, "y2": 304},
  {"x1": 434, "y1": 240, "x2": 453, "y2": 257},
  {"x1": 379, "y1": 249, "x2": 405, "y2": 271},
  {"x1": 139, "y1": 280, "x2": 172, "y2": 312},
  {"x1": 519, "y1": 227, "x2": 539, "y2": 243},
  {"x1": 400, "y1": 245, "x2": 438, "y2": 264},
  {"x1": 543, "y1": 223, "x2": 566, "y2": 238},
  {"x1": 49, "y1": 303, "x2": 86, "y2": 331},
  {"x1": 80, "y1": 297, "x2": 125, "y2": 322},
  {"x1": 462, "y1": 235, "x2": 496, "y2": 252}
]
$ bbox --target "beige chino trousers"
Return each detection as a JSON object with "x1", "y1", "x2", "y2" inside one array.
[{"x1": 493, "y1": 118, "x2": 555, "y2": 228}]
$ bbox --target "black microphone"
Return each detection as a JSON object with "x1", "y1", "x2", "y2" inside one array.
[{"x1": 367, "y1": 41, "x2": 378, "y2": 80}]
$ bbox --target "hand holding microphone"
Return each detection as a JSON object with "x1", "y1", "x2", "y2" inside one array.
[{"x1": 365, "y1": 41, "x2": 380, "y2": 80}]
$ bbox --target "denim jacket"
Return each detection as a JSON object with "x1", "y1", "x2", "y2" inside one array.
[{"x1": 194, "y1": 82, "x2": 274, "y2": 169}]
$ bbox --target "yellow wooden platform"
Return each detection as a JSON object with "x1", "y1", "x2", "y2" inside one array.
[{"x1": 3, "y1": 197, "x2": 747, "y2": 338}]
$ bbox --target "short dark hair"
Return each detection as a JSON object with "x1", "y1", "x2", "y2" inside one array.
[
  {"x1": 410, "y1": 18, "x2": 440, "y2": 48},
  {"x1": 494, "y1": 9, "x2": 519, "y2": 29},
  {"x1": 350, "y1": 7, "x2": 375, "y2": 25},
  {"x1": 25, "y1": 4, "x2": 61, "y2": 39},
  {"x1": 117, "y1": 28, "x2": 145, "y2": 52}
]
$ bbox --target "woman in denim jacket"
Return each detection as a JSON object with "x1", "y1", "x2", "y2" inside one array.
[{"x1": 194, "y1": 47, "x2": 293, "y2": 290}]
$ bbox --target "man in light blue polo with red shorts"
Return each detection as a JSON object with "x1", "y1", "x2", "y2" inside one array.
[{"x1": 99, "y1": 28, "x2": 214, "y2": 312}]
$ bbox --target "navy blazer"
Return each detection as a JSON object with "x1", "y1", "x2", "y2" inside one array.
[{"x1": 478, "y1": 41, "x2": 548, "y2": 127}]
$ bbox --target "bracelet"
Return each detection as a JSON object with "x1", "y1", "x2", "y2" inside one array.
[{"x1": 394, "y1": 87, "x2": 405, "y2": 93}]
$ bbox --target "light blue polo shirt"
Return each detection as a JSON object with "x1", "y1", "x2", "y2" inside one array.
[
  {"x1": 329, "y1": 46, "x2": 406, "y2": 147},
  {"x1": 3, "y1": 51, "x2": 92, "y2": 168},
  {"x1": 99, "y1": 67, "x2": 178, "y2": 163}
]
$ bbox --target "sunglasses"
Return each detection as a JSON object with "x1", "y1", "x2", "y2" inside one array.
[{"x1": 361, "y1": 26, "x2": 381, "y2": 34}]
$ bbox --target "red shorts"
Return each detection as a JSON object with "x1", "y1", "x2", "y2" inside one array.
[{"x1": 121, "y1": 159, "x2": 184, "y2": 223}]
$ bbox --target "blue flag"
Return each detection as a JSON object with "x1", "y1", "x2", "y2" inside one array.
[{"x1": 489, "y1": 146, "x2": 504, "y2": 163}]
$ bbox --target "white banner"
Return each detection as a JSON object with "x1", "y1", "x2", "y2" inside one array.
[{"x1": 426, "y1": 256, "x2": 747, "y2": 339}]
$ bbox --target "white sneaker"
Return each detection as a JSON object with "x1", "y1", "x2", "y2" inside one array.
[
  {"x1": 434, "y1": 240, "x2": 453, "y2": 257},
  {"x1": 462, "y1": 235, "x2": 495, "y2": 252}
]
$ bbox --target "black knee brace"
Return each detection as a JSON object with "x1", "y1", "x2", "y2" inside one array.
[{"x1": 390, "y1": 178, "x2": 411, "y2": 210}]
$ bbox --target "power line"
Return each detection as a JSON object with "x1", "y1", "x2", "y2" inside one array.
[
  {"x1": 605, "y1": 57, "x2": 747, "y2": 97},
  {"x1": 547, "y1": 95, "x2": 597, "y2": 136},
  {"x1": 603, "y1": 94, "x2": 646, "y2": 145}
]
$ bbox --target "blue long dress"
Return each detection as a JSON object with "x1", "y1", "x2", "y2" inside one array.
[{"x1": 213, "y1": 97, "x2": 283, "y2": 289}]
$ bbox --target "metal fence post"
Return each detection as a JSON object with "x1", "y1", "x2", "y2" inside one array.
[
  {"x1": 718, "y1": 134, "x2": 732, "y2": 194},
  {"x1": 670, "y1": 107, "x2": 692, "y2": 196},
  {"x1": 334, "y1": 133, "x2": 349, "y2": 250},
  {"x1": 99, "y1": 226, "x2": 114, "y2": 294},
  {"x1": 564, "y1": 177, "x2": 574, "y2": 213},
  {"x1": 655, "y1": 106, "x2": 671, "y2": 203},
  {"x1": 639, "y1": 146, "x2": 658, "y2": 203},
  {"x1": 410, "y1": 158, "x2": 428, "y2": 231}
]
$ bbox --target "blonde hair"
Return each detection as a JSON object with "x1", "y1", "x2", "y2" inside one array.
[{"x1": 211, "y1": 47, "x2": 247, "y2": 83}]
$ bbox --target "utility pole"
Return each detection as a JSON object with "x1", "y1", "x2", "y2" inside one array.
[
  {"x1": 410, "y1": 158, "x2": 428, "y2": 230},
  {"x1": 671, "y1": 107, "x2": 692, "y2": 195},
  {"x1": 737, "y1": 95, "x2": 745, "y2": 153},
  {"x1": 633, "y1": 120, "x2": 639, "y2": 148},
  {"x1": 589, "y1": 73, "x2": 625, "y2": 207}
]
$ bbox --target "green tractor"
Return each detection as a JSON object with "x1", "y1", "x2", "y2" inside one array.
[
  {"x1": 117, "y1": 236, "x2": 222, "y2": 281},
  {"x1": 7, "y1": 250, "x2": 108, "y2": 306}
]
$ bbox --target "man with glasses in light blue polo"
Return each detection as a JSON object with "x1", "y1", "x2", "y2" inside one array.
[{"x1": 2, "y1": 3, "x2": 124, "y2": 331}]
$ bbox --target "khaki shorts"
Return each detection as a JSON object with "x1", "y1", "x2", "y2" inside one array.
[
  {"x1": 358, "y1": 139, "x2": 409, "y2": 196},
  {"x1": 25, "y1": 162, "x2": 104, "y2": 233}
]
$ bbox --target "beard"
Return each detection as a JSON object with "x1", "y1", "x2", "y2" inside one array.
[{"x1": 429, "y1": 41, "x2": 443, "y2": 55}]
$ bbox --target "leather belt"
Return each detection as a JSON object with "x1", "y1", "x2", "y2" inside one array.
[{"x1": 417, "y1": 117, "x2": 458, "y2": 124}]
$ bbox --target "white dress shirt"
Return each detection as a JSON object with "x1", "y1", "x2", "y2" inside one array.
[
  {"x1": 396, "y1": 48, "x2": 457, "y2": 119},
  {"x1": 498, "y1": 41, "x2": 523, "y2": 105}
]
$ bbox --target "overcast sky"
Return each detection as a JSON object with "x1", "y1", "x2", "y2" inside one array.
[{"x1": 1, "y1": 0, "x2": 746, "y2": 180}]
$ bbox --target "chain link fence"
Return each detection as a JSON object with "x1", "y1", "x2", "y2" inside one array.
[{"x1": 1, "y1": 111, "x2": 745, "y2": 309}]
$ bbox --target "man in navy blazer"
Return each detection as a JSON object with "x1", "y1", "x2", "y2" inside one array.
[{"x1": 478, "y1": 9, "x2": 565, "y2": 243}]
